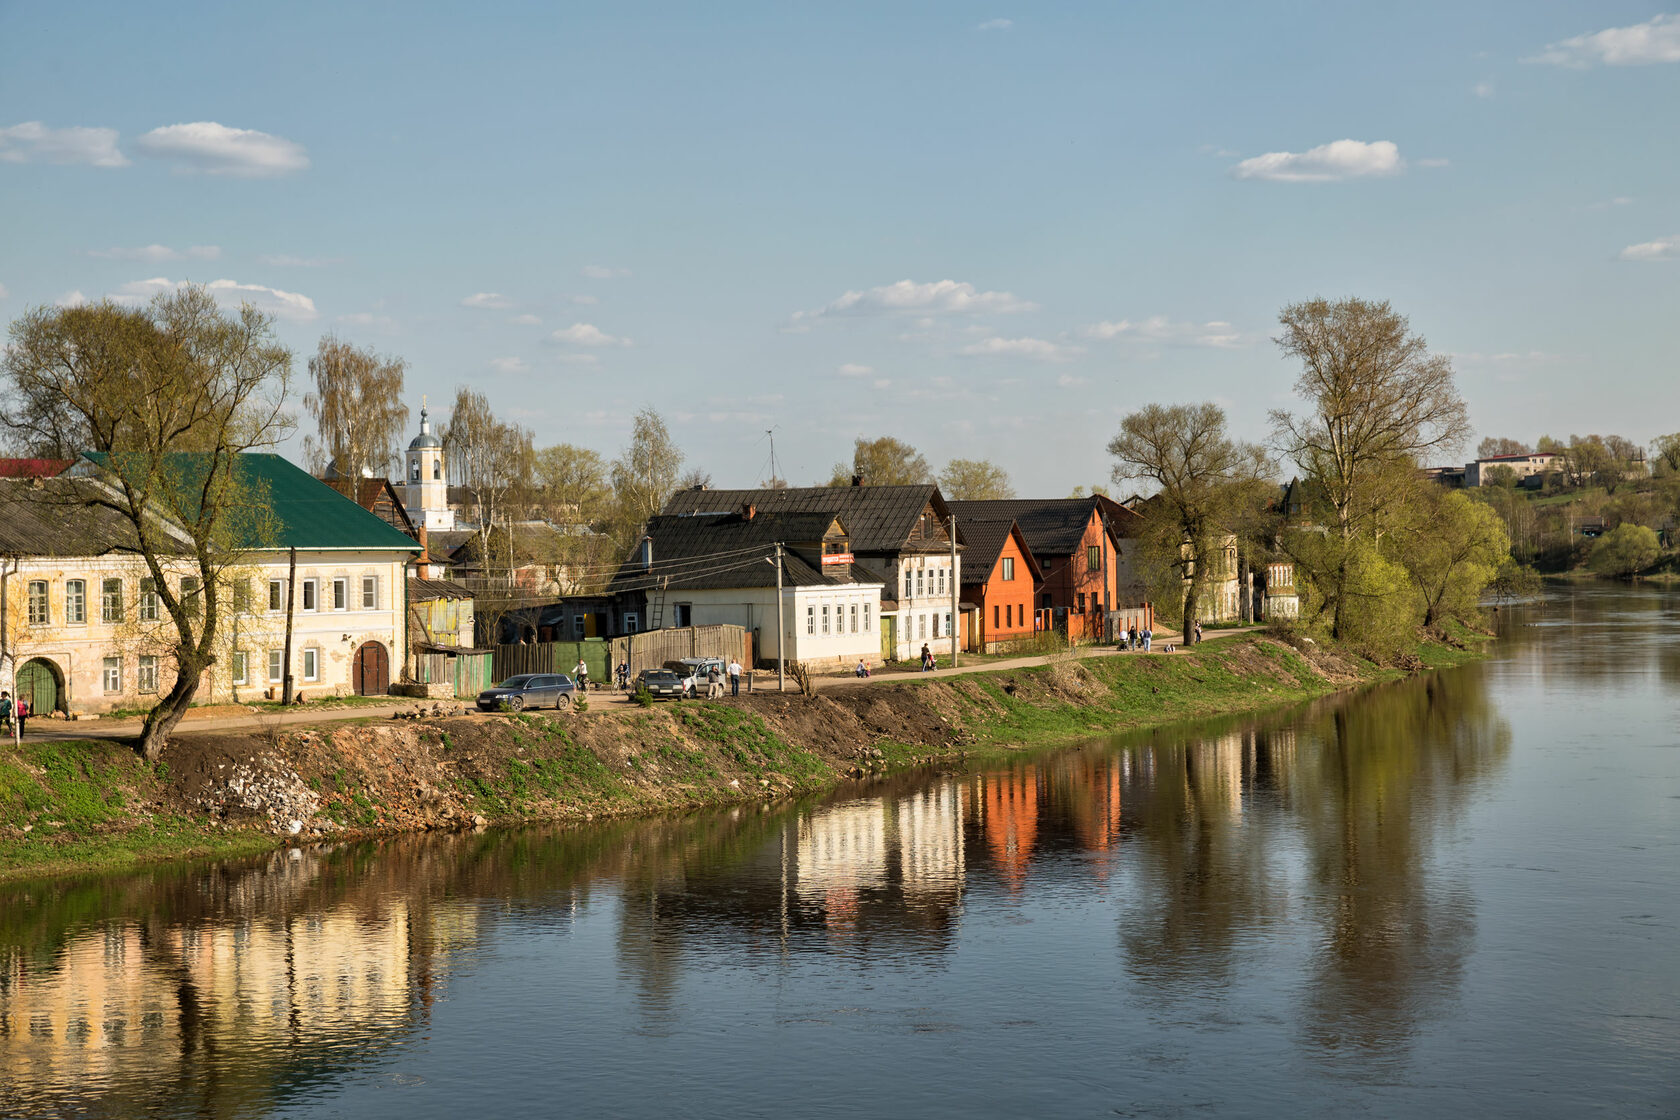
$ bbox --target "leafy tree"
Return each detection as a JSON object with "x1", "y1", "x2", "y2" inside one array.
[
  {"x1": 1651, "y1": 433, "x2": 1680, "y2": 477},
  {"x1": 1535, "y1": 434, "x2": 1565, "y2": 455},
  {"x1": 1587, "y1": 523, "x2": 1659, "y2": 578},
  {"x1": 610, "y1": 407, "x2": 684, "y2": 551},
  {"x1": 302, "y1": 335, "x2": 407, "y2": 488},
  {"x1": 442, "y1": 388, "x2": 534, "y2": 636},
  {"x1": 1108, "y1": 402, "x2": 1272, "y2": 643},
  {"x1": 1477, "y1": 436, "x2": 1529, "y2": 459},
  {"x1": 938, "y1": 457, "x2": 1015, "y2": 500},
  {"x1": 1481, "y1": 464, "x2": 1517, "y2": 489},
  {"x1": 1560, "y1": 434, "x2": 1611, "y2": 490},
  {"x1": 0, "y1": 288, "x2": 291, "y2": 759},
  {"x1": 1271, "y1": 297, "x2": 1470, "y2": 639},
  {"x1": 826, "y1": 436, "x2": 931, "y2": 487},
  {"x1": 533, "y1": 443, "x2": 609, "y2": 525},
  {"x1": 1393, "y1": 488, "x2": 1510, "y2": 628},
  {"x1": 1487, "y1": 557, "x2": 1541, "y2": 603}
]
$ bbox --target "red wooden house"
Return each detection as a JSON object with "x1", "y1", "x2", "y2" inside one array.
[{"x1": 954, "y1": 518, "x2": 1043, "y2": 652}]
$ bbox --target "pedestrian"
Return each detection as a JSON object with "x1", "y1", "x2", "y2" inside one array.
[
  {"x1": 1142, "y1": 627, "x2": 1152, "y2": 653},
  {"x1": 920, "y1": 643, "x2": 933, "y2": 672},
  {"x1": 573, "y1": 658, "x2": 589, "y2": 692},
  {"x1": 855, "y1": 659, "x2": 870, "y2": 678},
  {"x1": 0, "y1": 691, "x2": 9, "y2": 737},
  {"x1": 15, "y1": 694, "x2": 27, "y2": 739},
  {"x1": 728, "y1": 656, "x2": 742, "y2": 696},
  {"x1": 1128, "y1": 624, "x2": 1138, "y2": 651},
  {"x1": 707, "y1": 663, "x2": 724, "y2": 699},
  {"x1": 1193, "y1": 620, "x2": 1203, "y2": 643}
]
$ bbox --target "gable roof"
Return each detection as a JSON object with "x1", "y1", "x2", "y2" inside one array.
[
  {"x1": 0, "y1": 478, "x2": 191, "y2": 558},
  {"x1": 661, "y1": 485, "x2": 958, "y2": 554},
  {"x1": 953, "y1": 518, "x2": 1044, "y2": 586},
  {"x1": 81, "y1": 452, "x2": 420, "y2": 552},
  {"x1": 607, "y1": 510, "x2": 877, "y2": 593},
  {"x1": 946, "y1": 496, "x2": 1137, "y2": 557},
  {"x1": 0, "y1": 458, "x2": 74, "y2": 480}
]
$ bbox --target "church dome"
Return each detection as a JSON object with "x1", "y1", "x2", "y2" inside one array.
[{"x1": 408, "y1": 405, "x2": 442, "y2": 450}]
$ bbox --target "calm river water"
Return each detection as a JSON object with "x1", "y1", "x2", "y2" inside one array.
[{"x1": 2, "y1": 586, "x2": 1677, "y2": 1118}]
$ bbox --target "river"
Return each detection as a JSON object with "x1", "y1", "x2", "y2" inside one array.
[{"x1": 1, "y1": 585, "x2": 1676, "y2": 1118}]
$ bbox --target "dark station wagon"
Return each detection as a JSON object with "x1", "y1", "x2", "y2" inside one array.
[{"x1": 476, "y1": 673, "x2": 578, "y2": 712}]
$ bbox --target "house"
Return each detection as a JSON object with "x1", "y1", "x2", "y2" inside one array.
[
  {"x1": 3, "y1": 454, "x2": 420, "y2": 716},
  {"x1": 605, "y1": 505, "x2": 885, "y2": 669},
  {"x1": 950, "y1": 518, "x2": 1042, "y2": 653},
  {"x1": 946, "y1": 496, "x2": 1147, "y2": 641},
  {"x1": 1463, "y1": 451, "x2": 1560, "y2": 488},
  {"x1": 660, "y1": 485, "x2": 964, "y2": 661}
]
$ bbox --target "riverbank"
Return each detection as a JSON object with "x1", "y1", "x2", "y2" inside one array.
[{"x1": 0, "y1": 632, "x2": 1485, "y2": 883}]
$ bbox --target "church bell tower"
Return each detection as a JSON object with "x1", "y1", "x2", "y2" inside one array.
[{"x1": 404, "y1": 397, "x2": 454, "y2": 531}]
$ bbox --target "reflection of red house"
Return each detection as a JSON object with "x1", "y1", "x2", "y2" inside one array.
[
  {"x1": 1068, "y1": 760, "x2": 1123, "y2": 878},
  {"x1": 949, "y1": 497, "x2": 1148, "y2": 642},
  {"x1": 953, "y1": 518, "x2": 1042, "y2": 652},
  {"x1": 976, "y1": 770, "x2": 1039, "y2": 891}
]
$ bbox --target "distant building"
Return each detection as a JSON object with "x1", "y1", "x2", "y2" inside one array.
[{"x1": 1463, "y1": 451, "x2": 1559, "y2": 488}]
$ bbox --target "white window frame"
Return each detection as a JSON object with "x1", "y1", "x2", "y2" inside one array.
[
  {"x1": 573, "y1": 616, "x2": 586, "y2": 639},
  {"x1": 140, "y1": 578, "x2": 159, "y2": 622},
  {"x1": 361, "y1": 575, "x2": 378, "y2": 610},
  {"x1": 916, "y1": 569, "x2": 924, "y2": 598},
  {"x1": 66, "y1": 579, "x2": 86, "y2": 625},
  {"x1": 919, "y1": 614, "x2": 927, "y2": 639},
  {"x1": 333, "y1": 577, "x2": 348, "y2": 611},
  {"x1": 863, "y1": 603, "x2": 872, "y2": 631},
  {"x1": 268, "y1": 649, "x2": 284, "y2": 682},
  {"x1": 181, "y1": 576, "x2": 201, "y2": 618},
  {"x1": 903, "y1": 569, "x2": 912, "y2": 598},
  {"x1": 138, "y1": 655, "x2": 159, "y2": 694},
  {"x1": 268, "y1": 579, "x2": 284, "y2": 612},
  {"x1": 1002, "y1": 556, "x2": 1014, "y2": 581},
  {"x1": 850, "y1": 603, "x2": 859, "y2": 633},
  {"x1": 822, "y1": 604, "x2": 830, "y2": 635},
  {"x1": 102, "y1": 578, "x2": 124, "y2": 623},
  {"x1": 26, "y1": 580, "x2": 48, "y2": 626},
  {"x1": 623, "y1": 612, "x2": 639, "y2": 634},
  {"x1": 944, "y1": 611, "x2": 952, "y2": 638},
  {"x1": 102, "y1": 656, "x2": 122, "y2": 694},
  {"x1": 302, "y1": 647, "x2": 319, "y2": 682},
  {"x1": 230, "y1": 651, "x2": 247, "y2": 686},
  {"x1": 301, "y1": 579, "x2": 317, "y2": 612},
  {"x1": 806, "y1": 604, "x2": 815, "y2": 635}
]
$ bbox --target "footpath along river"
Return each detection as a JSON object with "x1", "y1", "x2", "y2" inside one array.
[{"x1": 1, "y1": 585, "x2": 1676, "y2": 1118}]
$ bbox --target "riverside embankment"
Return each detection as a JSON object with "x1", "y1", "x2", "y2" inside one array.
[{"x1": 0, "y1": 633, "x2": 1481, "y2": 882}]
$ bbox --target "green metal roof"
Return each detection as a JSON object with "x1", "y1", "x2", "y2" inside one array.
[{"x1": 83, "y1": 452, "x2": 420, "y2": 552}]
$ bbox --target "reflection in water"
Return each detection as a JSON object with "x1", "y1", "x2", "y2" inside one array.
[{"x1": 53, "y1": 591, "x2": 1680, "y2": 1116}]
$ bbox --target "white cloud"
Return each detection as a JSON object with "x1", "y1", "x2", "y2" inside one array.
[
  {"x1": 960, "y1": 336, "x2": 1080, "y2": 361},
  {"x1": 1619, "y1": 235, "x2": 1680, "y2": 261},
  {"x1": 1085, "y1": 316, "x2": 1247, "y2": 348},
  {"x1": 509, "y1": 313, "x2": 542, "y2": 325},
  {"x1": 132, "y1": 122, "x2": 309, "y2": 177},
  {"x1": 490, "y1": 357, "x2": 529, "y2": 374},
  {"x1": 110, "y1": 277, "x2": 317, "y2": 320},
  {"x1": 977, "y1": 18, "x2": 1012, "y2": 31},
  {"x1": 551, "y1": 323, "x2": 629, "y2": 346},
  {"x1": 1528, "y1": 13, "x2": 1680, "y2": 67},
  {"x1": 461, "y1": 291, "x2": 512, "y2": 309},
  {"x1": 795, "y1": 278, "x2": 1036, "y2": 321},
  {"x1": 89, "y1": 244, "x2": 220, "y2": 262},
  {"x1": 0, "y1": 121, "x2": 128, "y2": 167},
  {"x1": 837, "y1": 363, "x2": 874, "y2": 377},
  {"x1": 1472, "y1": 81, "x2": 1495, "y2": 98},
  {"x1": 1232, "y1": 139, "x2": 1403, "y2": 182},
  {"x1": 258, "y1": 253, "x2": 338, "y2": 267},
  {"x1": 55, "y1": 290, "x2": 87, "y2": 307},
  {"x1": 581, "y1": 264, "x2": 631, "y2": 279}
]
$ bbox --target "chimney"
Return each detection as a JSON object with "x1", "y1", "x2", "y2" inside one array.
[
  {"x1": 742, "y1": 502, "x2": 756, "y2": 521},
  {"x1": 417, "y1": 522, "x2": 429, "y2": 569},
  {"x1": 851, "y1": 473, "x2": 863, "y2": 487}
]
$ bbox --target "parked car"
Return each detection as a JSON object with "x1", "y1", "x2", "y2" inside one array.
[
  {"x1": 635, "y1": 668, "x2": 686, "y2": 701},
  {"x1": 476, "y1": 673, "x2": 577, "y2": 712},
  {"x1": 667, "y1": 657, "x2": 727, "y2": 698}
]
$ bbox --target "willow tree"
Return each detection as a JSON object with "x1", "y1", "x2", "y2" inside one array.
[
  {"x1": 1108, "y1": 402, "x2": 1272, "y2": 643},
  {"x1": 1271, "y1": 297, "x2": 1470, "y2": 640},
  {"x1": 0, "y1": 287, "x2": 292, "y2": 758},
  {"x1": 610, "y1": 407, "x2": 684, "y2": 552},
  {"x1": 302, "y1": 335, "x2": 408, "y2": 487}
]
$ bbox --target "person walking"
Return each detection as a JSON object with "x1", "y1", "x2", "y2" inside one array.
[
  {"x1": 1127, "y1": 624, "x2": 1138, "y2": 651},
  {"x1": 0, "y1": 691, "x2": 10, "y2": 738},
  {"x1": 15, "y1": 694, "x2": 27, "y2": 739},
  {"x1": 1193, "y1": 620, "x2": 1203, "y2": 644},
  {"x1": 1142, "y1": 627, "x2": 1152, "y2": 653},
  {"x1": 920, "y1": 643, "x2": 933, "y2": 672},
  {"x1": 728, "y1": 656, "x2": 742, "y2": 696}
]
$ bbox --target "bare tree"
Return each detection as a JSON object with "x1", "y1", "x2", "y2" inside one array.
[
  {"x1": 1477, "y1": 436, "x2": 1529, "y2": 459},
  {"x1": 1, "y1": 288, "x2": 292, "y2": 759},
  {"x1": 1271, "y1": 297, "x2": 1470, "y2": 639},
  {"x1": 1109, "y1": 402, "x2": 1272, "y2": 643},
  {"x1": 442, "y1": 388, "x2": 534, "y2": 634},
  {"x1": 826, "y1": 436, "x2": 931, "y2": 486},
  {"x1": 302, "y1": 335, "x2": 408, "y2": 488},
  {"x1": 938, "y1": 457, "x2": 1016, "y2": 500},
  {"x1": 610, "y1": 408, "x2": 684, "y2": 551}
]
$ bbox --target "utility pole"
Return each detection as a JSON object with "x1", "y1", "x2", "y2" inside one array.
[
  {"x1": 948, "y1": 515, "x2": 959, "y2": 668},
  {"x1": 775, "y1": 542, "x2": 786, "y2": 691},
  {"x1": 281, "y1": 546, "x2": 297, "y2": 704}
]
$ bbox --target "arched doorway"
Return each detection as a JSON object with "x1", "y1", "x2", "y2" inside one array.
[
  {"x1": 351, "y1": 641, "x2": 389, "y2": 696},
  {"x1": 16, "y1": 658, "x2": 65, "y2": 715}
]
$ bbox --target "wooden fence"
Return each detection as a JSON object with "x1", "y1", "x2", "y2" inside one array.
[
  {"x1": 491, "y1": 639, "x2": 611, "y2": 685},
  {"x1": 609, "y1": 625, "x2": 750, "y2": 677},
  {"x1": 413, "y1": 649, "x2": 494, "y2": 698}
]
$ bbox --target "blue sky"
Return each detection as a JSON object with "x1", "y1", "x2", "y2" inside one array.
[{"x1": 3, "y1": 1, "x2": 1677, "y2": 494}]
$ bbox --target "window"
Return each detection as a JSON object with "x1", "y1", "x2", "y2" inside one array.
[
  {"x1": 361, "y1": 576, "x2": 377, "y2": 610},
  {"x1": 231, "y1": 579, "x2": 251, "y2": 614},
  {"x1": 850, "y1": 603, "x2": 859, "y2": 633},
  {"x1": 230, "y1": 651, "x2": 247, "y2": 686},
  {"x1": 66, "y1": 579, "x2": 86, "y2": 624},
  {"x1": 140, "y1": 578, "x2": 159, "y2": 621},
  {"x1": 102, "y1": 656, "x2": 122, "y2": 693},
  {"x1": 1007, "y1": 604, "x2": 1015, "y2": 627},
  {"x1": 139, "y1": 655, "x2": 160, "y2": 694},
  {"x1": 807, "y1": 605, "x2": 815, "y2": 635},
  {"x1": 932, "y1": 612, "x2": 940, "y2": 638},
  {"x1": 919, "y1": 614, "x2": 927, "y2": 639},
  {"x1": 936, "y1": 568, "x2": 945, "y2": 595},
  {"x1": 822, "y1": 604, "x2": 830, "y2": 635},
  {"x1": 333, "y1": 578, "x2": 347, "y2": 611},
  {"x1": 268, "y1": 649, "x2": 284, "y2": 682},
  {"x1": 432, "y1": 460, "x2": 441, "y2": 480},
  {"x1": 903, "y1": 569, "x2": 912, "y2": 598},
  {"x1": 302, "y1": 648, "x2": 319, "y2": 682},
  {"x1": 994, "y1": 605, "x2": 1000, "y2": 630},
  {"x1": 623, "y1": 612, "x2": 639, "y2": 634},
  {"x1": 916, "y1": 569, "x2": 924, "y2": 597},
  {"x1": 181, "y1": 577, "x2": 201, "y2": 618},
  {"x1": 269, "y1": 579, "x2": 284, "y2": 612},
  {"x1": 102, "y1": 578, "x2": 124, "y2": 623},
  {"x1": 410, "y1": 458, "x2": 420, "y2": 482},
  {"x1": 27, "y1": 581, "x2": 47, "y2": 626},
  {"x1": 944, "y1": 612, "x2": 952, "y2": 637},
  {"x1": 1088, "y1": 545, "x2": 1102, "y2": 570},
  {"x1": 573, "y1": 616, "x2": 586, "y2": 639},
  {"x1": 1076, "y1": 592, "x2": 1086, "y2": 613},
  {"x1": 863, "y1": 603, "x2": 872, "y2": 631},
  {"x1": 301, "y1": 579, "x2": 317, "y2": 612},
  {"x1": 1001, "y1": 557, "x2": 1015, "y2": 581}
]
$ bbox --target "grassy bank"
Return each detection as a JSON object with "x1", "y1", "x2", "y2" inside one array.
[{"x1": 0, "y1": 632, "x2": 1487, "y2": 883}]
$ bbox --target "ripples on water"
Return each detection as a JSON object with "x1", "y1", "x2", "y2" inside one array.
[{"x1": 2, "y1": 586, "x2": 1677, "y2": 1118}]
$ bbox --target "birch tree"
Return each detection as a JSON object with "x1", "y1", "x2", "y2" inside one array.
[{"x1": 302, "y1": 335, "x2": 408, "y2": 487}]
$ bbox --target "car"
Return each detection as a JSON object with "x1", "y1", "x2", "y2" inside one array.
[
  {"x1": 635, "y1": 668, "x2": 686, "y2": 701},
  {"x1": 667, "y1": 657, "x2": 727, "y2": 697},
  {"x1": 476, "y1": 673, "x2": 577, "y2": 713}
]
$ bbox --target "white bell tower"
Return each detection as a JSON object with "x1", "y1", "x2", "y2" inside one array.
[{"x1": 404, "y1": 396, "x2": 454, "y2": 531}]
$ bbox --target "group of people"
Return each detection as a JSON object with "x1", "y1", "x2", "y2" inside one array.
[
  {"x1": 1123, "y1": 624, "x2": 1154, "y2": 652},
  {"x1": 0, "y1": 690, "x2": 28, "y2": 741}
]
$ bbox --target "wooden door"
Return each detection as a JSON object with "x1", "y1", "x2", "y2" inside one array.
[
  {"x1": 16, "y1": 658, "x2": 61, "y2": 714},
  {"x1": 352, "y1": 642, "x2": 389, "y2": 696}
]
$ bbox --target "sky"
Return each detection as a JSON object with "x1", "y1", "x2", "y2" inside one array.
[{"x1": 2, "y1": 1, "x2": 1677, "y2": 495}]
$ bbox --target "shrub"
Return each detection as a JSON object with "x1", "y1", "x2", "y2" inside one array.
[
  {"x1": 633, "y1": 686, "x2": 653, "y2": 708},
  {"x1": 1588, "y1": 523, "x2": 1660, "y2": 577}
]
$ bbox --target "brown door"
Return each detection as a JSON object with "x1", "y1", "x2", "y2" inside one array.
[{"x1": 352, "y1": 641, "x2": 389, "y2": 696}]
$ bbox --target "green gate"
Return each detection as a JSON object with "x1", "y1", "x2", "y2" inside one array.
[{"x1": 16, "y1": 658, "x2": 63, "y2": 715}]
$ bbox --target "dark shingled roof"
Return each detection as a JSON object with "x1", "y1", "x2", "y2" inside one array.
[
  {"x1": 947, "y1": 496, "x2": 1138, "y2": 558},
  {"x1": 607, "y1": 510, "x2": 876, "y2": 593},
  {"x1": 0, "y1": 478, "x2": 191, "y2": 557},
  {"x1": 660, "y1": 485, "x2": 958, "y2": 554},
  {"x1": 408, "y1": 577, "x2": 473, "y2": 602},
  {"x1": 951, "y1": 518, "x2": 1043, "y2": 586}
]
